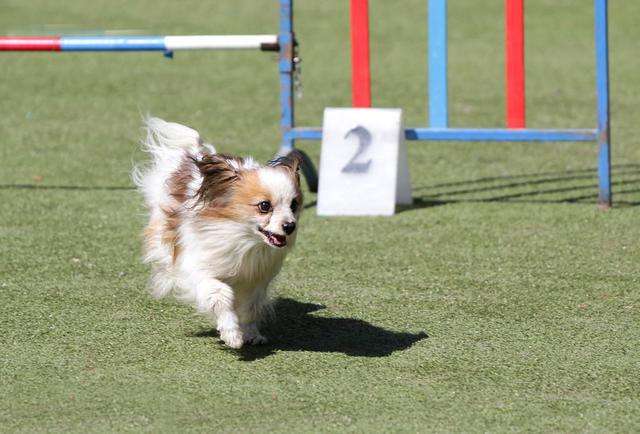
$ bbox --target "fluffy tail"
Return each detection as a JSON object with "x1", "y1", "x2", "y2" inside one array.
[
  {"x1": 144, "y1": 117, "x2": 213, "y2": 154},
  {"x1": 132, "y1": 117, "x2": 215, "y2": 209}
]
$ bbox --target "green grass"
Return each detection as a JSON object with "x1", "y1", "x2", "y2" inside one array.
[{"x1": 1, "y1": 1, "x2": 639, "y2": 432}]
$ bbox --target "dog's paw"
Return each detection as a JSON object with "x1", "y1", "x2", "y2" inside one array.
[
  {"x1": 246, "y1": 333, "x2": 268, "y2": 345},
  {"x1": 220, "y1": 329, "x2": 244, "y2": 349},
  {"x1": 242, "y1": 323, "x2": 268, "y2": 345}
]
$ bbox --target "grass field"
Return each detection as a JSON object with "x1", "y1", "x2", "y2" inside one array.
[{"x1": 1, "y1": 1, "x2": 639, "y2": 432}]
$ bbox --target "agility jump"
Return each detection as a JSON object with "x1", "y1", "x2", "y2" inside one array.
[
  {"x1": 289, "y1": 0, "x2": 613, "y2": 207},
  {"x1": 0, "y1": 0, "x2": 612, "y2": 206},
  {"x1": 0, "y1": 35, "x2": 279, "y2": 53}
]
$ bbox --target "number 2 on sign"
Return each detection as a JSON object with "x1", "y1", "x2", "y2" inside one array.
[{"x1": 341, "y1": 126, "x2": 372, "y2": 173}]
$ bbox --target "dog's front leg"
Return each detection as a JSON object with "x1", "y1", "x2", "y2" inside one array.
[
  {"x1": 239, "y1": 285, "x2": 270, "y2": 345},
  {"x1": 242, "y1": 322, "x2": 268, "y2": 345},
  {"x1": 195, "y1": 278, "x2": 243, "y2": 349}
]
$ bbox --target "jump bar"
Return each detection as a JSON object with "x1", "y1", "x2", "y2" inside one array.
[
  {"x1": 0, "y1": 35, "x2": 279, "y2": 52},
  {"x1": 289, "y1": 127, "x2": 597, "y2": 142}
]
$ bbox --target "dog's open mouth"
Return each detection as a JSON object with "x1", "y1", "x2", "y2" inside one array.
[{"x1": 258, "y1": 227, "x2": 287, "y2": 248}]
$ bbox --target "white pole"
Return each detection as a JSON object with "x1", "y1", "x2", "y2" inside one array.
[{"x1": 164, "y1": 35, "x2": 278, "y2": 50}]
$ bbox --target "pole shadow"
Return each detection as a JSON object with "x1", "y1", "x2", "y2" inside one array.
[
  {"x1": 401, "y1": 164, "x2": 640, "y2": 210},
  {"x1": 0, "y1": 184, "x2": 134, "y2": 191},
  {"x1": 189, "y1": 297, "x2": 428, "y2": 361}
]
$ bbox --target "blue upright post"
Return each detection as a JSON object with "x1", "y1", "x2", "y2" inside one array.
[
  {"x1": 428, "y1": 0, "x2": 448, "y2": 128},
  {"x1": 279, "y1": 0, "x2": 295, "y2": 152},
  {"x1": 594, "y1": 0, "x2": 611, "y2": 208}
]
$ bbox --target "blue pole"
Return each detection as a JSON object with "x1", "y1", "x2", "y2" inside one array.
[
  {"x1": 279, "y1": 0, "x2": 295, "y2": 152},
  {"x1": 595, "y1": 0, "x2": 611, "y2": 208},
  {"x1": 428, "y1": 0, "x2": 448, "y2": 128},
  {"x1": 60, "y1": 36, "x2": 166, "y2": 51},
  {"x1": 289, "y1": 127, "x2": 597, "y2": 142}
]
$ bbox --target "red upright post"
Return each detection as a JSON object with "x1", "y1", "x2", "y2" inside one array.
[
  {"x1": 505, "y1": 0, "x2": 525, "y2": 128},
  {"x1": 350, "y1": 0, "x2": 371, "y2": 107}
]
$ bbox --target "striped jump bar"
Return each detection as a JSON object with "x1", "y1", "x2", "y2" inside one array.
[{"x1": 0, "y1": 35, "x2": 279, "y2": 52}]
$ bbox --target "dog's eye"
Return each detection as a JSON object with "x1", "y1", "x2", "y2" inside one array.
[
  {"x1": 290, "y1": 199, "x2": 298, "y2": 213},
  {"x1": 258, "y1": 200, "x2": 272, "y2": 213}
]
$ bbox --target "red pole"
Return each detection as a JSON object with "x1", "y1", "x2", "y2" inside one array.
[
  {"x1": 505, "y1": 0, "x2": 525, "y2": 128},
  {"x1": 350, "y1": 0, "x2": 371, "y2": 107}
]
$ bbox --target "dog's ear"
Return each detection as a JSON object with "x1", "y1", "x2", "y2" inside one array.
[
  {"x1": 267, "y1": 150, "x2": 303, "y2": 189},
  {"x1": 267, "y1": 150, "x2": 303, "y2": 173},
  {"x1": 191, "y1": 154, "x2": 242, "y2": 205}
]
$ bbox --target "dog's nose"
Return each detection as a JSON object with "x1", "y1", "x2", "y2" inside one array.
[{"x1": 282, "y1": 222, "x2": 296, "y2": 235}]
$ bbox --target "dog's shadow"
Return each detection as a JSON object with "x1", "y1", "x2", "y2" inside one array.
[{"x1": 189, "y1": 297, "x2": 428, "y2": 361}]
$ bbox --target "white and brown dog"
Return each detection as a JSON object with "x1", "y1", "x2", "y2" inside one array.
[{"x1": 133, "y1": 118, "x2": 302, "y2": 348}]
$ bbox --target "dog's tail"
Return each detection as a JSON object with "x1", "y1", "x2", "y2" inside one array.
[
  {"x1": 140, "y1": 116, "x2": 215, "y2": 167},
  {"x1": 145, "y1": 117, "x2": 215, "y2": 155},
  {"x1": 132, "y1": 117, "x2": 216, "y2": 211},
  {"x1": 132, "y1": 116, "x2": 215, "y2": 187}
]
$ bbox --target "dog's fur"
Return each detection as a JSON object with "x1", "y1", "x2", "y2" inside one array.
[{"x1": 133, "y1": 118, "x2": 303, "y2": 348}]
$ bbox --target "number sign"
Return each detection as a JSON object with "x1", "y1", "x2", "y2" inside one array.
[
  {"x1": 341, "y1": 126, "x2": 372, "y2": 173},
  {"x1": 317, "y1": 108, "x2": 412, "y2": 216}
]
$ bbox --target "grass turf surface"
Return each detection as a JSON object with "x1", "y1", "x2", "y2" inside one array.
[{"x1": 1, "y1": 1, "x2": 639, "y2": 432}]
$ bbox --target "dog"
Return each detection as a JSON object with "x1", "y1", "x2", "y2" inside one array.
[{"x1": 133, "y1": 118, "x2": 303, "y2": 348}]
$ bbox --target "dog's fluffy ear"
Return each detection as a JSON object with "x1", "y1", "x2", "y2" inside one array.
[
  {"x1": 192, "y1": 154, "x2": 243, "y2": 205},
  {"x1": 267, "y1": 150, "x2": 303, "y2": 173},
  {"x1": 268, "y1": 150, "x2": 303, "y2": 189}
]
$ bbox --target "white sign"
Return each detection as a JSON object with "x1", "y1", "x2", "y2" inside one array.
[{"x1": 317, "y1": 108, "x2": 412, "y2": 216}]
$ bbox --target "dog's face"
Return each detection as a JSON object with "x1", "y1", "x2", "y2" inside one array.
[
  {"x1": 252, "y1": 165, "x2": 302, "y2": 247},
  {"x1": 193, "y1": 152, "x2": 303, "y2": 248}
]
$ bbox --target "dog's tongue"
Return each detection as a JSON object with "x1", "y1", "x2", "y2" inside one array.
[{"x1": 269, "y1": 233, "x2": 287, "y2": 247}]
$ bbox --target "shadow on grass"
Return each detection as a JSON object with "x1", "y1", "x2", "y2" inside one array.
[
  {"x1": 190, "y1": 297, "x2": 428, "y2": 361},
  {"x1": 0, "y1": 184, "x2": 134, "y2": 191},
  {"x1": 399, "y1": 164, "x2": 640, "y2": 210},
  {"x1": 7, "y1": 166, "x2": 639, "y2": 207}
]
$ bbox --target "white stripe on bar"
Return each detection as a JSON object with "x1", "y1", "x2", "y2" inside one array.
[{"x1": 164, "y1": 35, "x2": 278, "y2": 50}]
